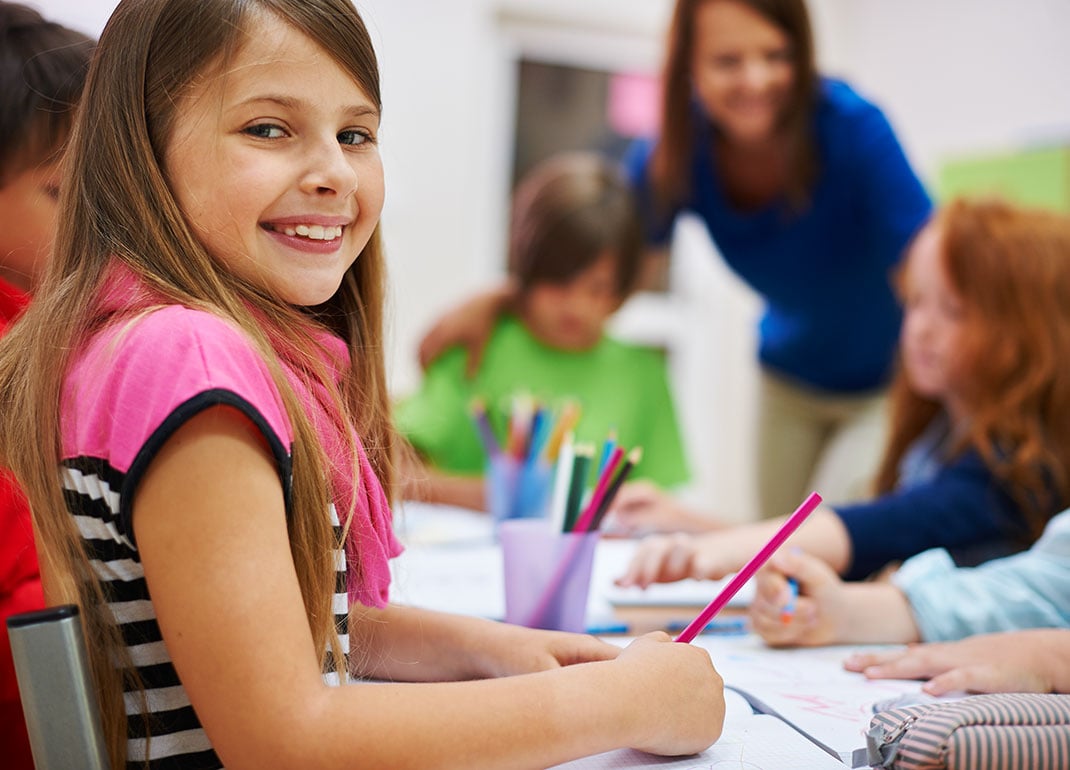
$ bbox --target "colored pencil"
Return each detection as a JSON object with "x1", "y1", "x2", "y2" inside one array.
[
  {"x1": 586, "y1": 447, "x2": 642, "y2": 532},
  {"x1": 571, "y1": 445, "x2": 623, "y2": 535},
  {"x1": 561, "y1": 446, "x2": 592, "y2": 533},
  {"x1": 674, "y1": 491, "x2": 823, "y2": 643},
  {"x1": 469, "y1": 399, "x2": 500, "y2": 458},
  {"x1": 780, "y1": 577, "x2": 799, "y2": 625},
  {"x1": 548, "y1": 431, "x2": 575, "y2": 532}
]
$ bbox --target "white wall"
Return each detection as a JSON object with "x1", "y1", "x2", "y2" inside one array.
[{"x1": 35, "y1": 0, "x2": 1070, "y2": 520}]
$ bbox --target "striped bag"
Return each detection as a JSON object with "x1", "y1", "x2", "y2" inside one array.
[{"x1": 865, "y1": 693, "x2": 1070, "y2": 769}]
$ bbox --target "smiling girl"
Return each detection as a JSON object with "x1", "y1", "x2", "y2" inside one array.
[{"x1": 0, "y1": 1, "x2": 724, "y2": 768}]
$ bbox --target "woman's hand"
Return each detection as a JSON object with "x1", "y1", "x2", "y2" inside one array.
[{"x1": 844, "y1": 629, "x2": 1070, "y2": 695}]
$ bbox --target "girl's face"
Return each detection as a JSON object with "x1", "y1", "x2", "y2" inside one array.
[
  {"x1": 165, "y1": 15, "x2": 384, "y2": 307},
  {"x1": 0, "y1": 158, "x2": 62, "y2": 291},
  {"x1": 519, "y1": 252, "x2": 621, "y2": 352},
  {"x1": 899, "y1": 225, "x2": 968, "y2": 410},
  {"x1": 690, "y1": 0, "x2": 795, "y2": 147}
]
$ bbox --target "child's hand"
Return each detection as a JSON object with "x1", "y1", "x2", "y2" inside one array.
[
  {"x1": 615, "y1": 531, "x2": 736, "y2": 588},
  {"x1": 749, "y1": 549, "x2": 849, "y2": 647},
  {"x1": 613, "y1": 632, "x2": 725, "y2": 756},
  {"x1": 844, "y1": 630, "x2": 1064, "y2": 695},
  {"x1": 477, "y1": 624, "x2": 621, "y2": 678},
  {"x1": 606, "y1": 481, "x2": 722, "y2": 536}
]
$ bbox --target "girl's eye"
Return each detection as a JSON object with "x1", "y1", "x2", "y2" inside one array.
[
  {"x1": 338, "y1": 129, "x2": 372, "y2": 147},
  {"x1": 243, "y1": 123, "x2": 287, "y2": 139}
]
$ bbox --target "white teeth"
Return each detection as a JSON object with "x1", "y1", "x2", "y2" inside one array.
[{"x1": 277, "y1": 224, "x2": 343, "y2": 240}]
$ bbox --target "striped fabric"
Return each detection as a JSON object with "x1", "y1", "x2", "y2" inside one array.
[
  {"x1": 62, "y1": 456, "x2": 349, "y2": 770},
  {"x1": 868, "y1": 693, "x2": 1070, "y2": 769}
]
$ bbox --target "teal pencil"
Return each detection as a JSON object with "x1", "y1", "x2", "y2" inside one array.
[{"x1": 561, "y1": 445, "x2": 592, "y2": 532}]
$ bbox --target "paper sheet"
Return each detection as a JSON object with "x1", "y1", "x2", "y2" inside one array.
[
  {"x1": 692, "y1": 635, "x2": 922, "y2": 765},
  {"x1": 551, "y1": 713, "x2": 845, "y2": 769}
]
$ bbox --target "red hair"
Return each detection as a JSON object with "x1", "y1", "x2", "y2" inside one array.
[{"x1": 876, "y1": 198, "x2": 1070, "y2": 539}]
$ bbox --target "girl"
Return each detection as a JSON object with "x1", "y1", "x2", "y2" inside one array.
[
  {"x1": 417, "y1": 0, "x2": 932, "y2": 522},
  {"x1": 0, "y1": 1, "x2": 724, "y2": 769},
  {"x1": 618, "y1": 199, "x2": 1070, "y2": 588}
]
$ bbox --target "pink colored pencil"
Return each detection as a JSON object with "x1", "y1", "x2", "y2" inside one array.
[{"x1": 674, "y1": 491, "x2": 823, "y2": 643}]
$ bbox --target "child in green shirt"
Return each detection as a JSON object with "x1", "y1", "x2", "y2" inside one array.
[{"x1": 396, "y1": 152, "x2": 689, "y2": 511}]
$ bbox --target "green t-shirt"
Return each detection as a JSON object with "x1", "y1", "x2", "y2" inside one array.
[{"x1": 395, "y1": 315, "x2": 689, "y2": 487}]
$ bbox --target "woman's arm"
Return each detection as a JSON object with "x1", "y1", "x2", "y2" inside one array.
[
  {"x1": 135, "y1": 405, "x2": 725, "y2": 770},
  {"x1": 417, "y1": 281, "x2": 516, "y2": 376}
]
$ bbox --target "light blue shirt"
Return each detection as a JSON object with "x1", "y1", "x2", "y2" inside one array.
[{"x1": 893, "y1": 510, "x2": 1070, "y2": 641}]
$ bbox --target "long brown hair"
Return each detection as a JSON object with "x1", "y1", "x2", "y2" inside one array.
[
  {"x1": 875, "y1": 198, "x2": 1070, "y2": 539},
  {"x1": 652, "y1": 0, "x2": 818, "y2": 213},
  {"x1": 0, "y1": 0, "x2": 394, "y2": 765}
]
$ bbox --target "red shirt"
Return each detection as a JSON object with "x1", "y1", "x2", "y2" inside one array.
[{"x1": 0, "y1": 276, "x2": 39, "y2": 770}]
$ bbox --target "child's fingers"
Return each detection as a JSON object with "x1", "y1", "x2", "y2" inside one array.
[
  {"x1": 622, "y1": 533, "x2": 697, "y2": 587},
  {"x1": 923, "y1": 664, "x2": 1046, "y2": 696},
  {"x1": 843, "y1": 649, "x2": 899, "y2": 672}
]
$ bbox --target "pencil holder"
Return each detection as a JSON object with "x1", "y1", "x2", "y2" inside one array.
[
  {"x1": 499, "y1": 518, "x2": 599, "y2": 633},
  {"x1": 485, "y1": 455, "x2": 552, "y2": 527}
]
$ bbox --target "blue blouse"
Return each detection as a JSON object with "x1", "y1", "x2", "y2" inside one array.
[{"x1": 625, "y1": 78, "x2": 933, "y2": 393}]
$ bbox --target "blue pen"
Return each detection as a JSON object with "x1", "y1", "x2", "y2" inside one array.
[
  {"x1": 585, "y1": 621, "x2": 631, "y2": 635},
  {"x1": 780, "y1": 577, "x2": 799, "y2": 624},
  {"x1": 666, "y1": 617, "x2": 748, "y2": 636}
]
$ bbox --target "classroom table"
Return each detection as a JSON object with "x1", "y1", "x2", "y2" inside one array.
[{"x1": 389, "y1": 501, "x2": 928, "y2": 768}]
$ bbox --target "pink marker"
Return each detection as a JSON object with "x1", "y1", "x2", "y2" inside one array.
[{"x1": 674, "y1": 491, "x2": 823, "y2": 643}]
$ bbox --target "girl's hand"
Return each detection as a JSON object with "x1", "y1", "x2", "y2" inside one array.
[
  {"x1": 613, "y1": 633, "x2": 725, "y2": 756},
  {"x1": 615, "y1": 531, "x2": 736, "y2": 588},
  {"x1": 473, "y1": 623, "x2": 621, "y2": 678},
  {"x1": 606, "y1": 481, "x2": 723, "y2": 536},
  {"x1": 844, "y1": 630, "x2": 1067, "y2": 695},
  {"x1": 749, "y1": 550, "x2": 849, "y2": 647}
]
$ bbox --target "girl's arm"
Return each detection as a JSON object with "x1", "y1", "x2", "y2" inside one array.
[
  {"x1": 616, "y1": 505, "x2": 854, "y2": 588},
  {"x1": 135, "y1": 405, "x2": 724, "y2": 770},
  {"x1": 349, "y1": 604, "x2": 620, "y2": 682}
]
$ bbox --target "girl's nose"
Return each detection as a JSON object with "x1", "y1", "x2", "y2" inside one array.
[{"x1": 300, "y1": 140, "x2": 358, "y2": 197}]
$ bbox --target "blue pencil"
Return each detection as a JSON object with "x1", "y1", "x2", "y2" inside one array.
[{"x1": 780, "y1": 577, "x2": 799, "y2": 625}]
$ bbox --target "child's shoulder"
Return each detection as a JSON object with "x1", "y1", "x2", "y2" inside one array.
[
  {"x1": 65, "y1": 303, "x2": 291, "y2": 463},
  {"x1": 74, "y1": 302, "x2": 280, "y2": 411},
  {"x1": 96, "y1": 303, "x2": 263, "y2": 368}
]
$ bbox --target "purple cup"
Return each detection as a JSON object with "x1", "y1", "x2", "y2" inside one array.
[{"x1": 499, "y1": 518, "x2": 599, "y2": 632}]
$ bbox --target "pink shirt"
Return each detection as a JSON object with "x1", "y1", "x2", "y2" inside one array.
[{"x1": 60, "y1": 265, "x2": 401, "y2": 607}]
